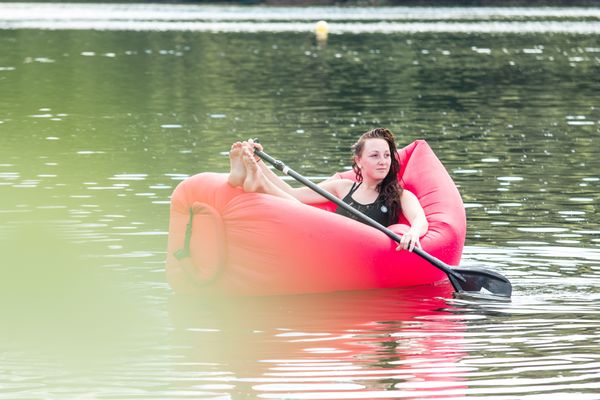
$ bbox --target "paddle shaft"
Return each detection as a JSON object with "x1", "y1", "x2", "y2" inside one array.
[{"x1": 254, "y1": 149, "x2": 466, "y2": 284}]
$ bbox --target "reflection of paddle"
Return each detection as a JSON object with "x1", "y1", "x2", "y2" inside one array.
[{"x1": 254, "y1": 148, "x2": 512, "y2": 299}]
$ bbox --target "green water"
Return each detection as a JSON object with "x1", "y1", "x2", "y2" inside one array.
[{"x1": 1, "y1": 4, "x2": 600, "y2": 399}]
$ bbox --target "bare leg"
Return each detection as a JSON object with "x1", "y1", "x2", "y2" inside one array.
[
  {"x1": 242, "y1": 148, "x2": 299, "y2": 202},
  {"x1": 227, "y1": 142, "x2": 246, "y2": 187}
]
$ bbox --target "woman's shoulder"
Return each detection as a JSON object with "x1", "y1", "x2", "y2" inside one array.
[
  {"x1": 322, "y1": 176, "x2": 354, "y2": 185},
  {"x1": 400, "y1": 188, "x2": 418, "y2": 201},
  {"x1": 320, "y1": 178, "x2": 355, "y2": 197}
]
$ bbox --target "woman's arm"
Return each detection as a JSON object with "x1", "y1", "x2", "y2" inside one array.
[
  {"x1": 259, "y1": 162, "x2": 352, "y2": 203},
  {"x1": 250, "y1": 139, "x2": 299, "y2": 195},
  {"x1": 249, "y1": 140, "x2": 352, "y2": 204},
  {"x1": 256, "y1": 159, "x2": 296, "y2": 193},
  {"x1": 397, "y1": 189, "x2": 429, "y2": 251}
]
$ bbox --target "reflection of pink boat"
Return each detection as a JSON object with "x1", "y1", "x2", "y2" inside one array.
[
  {"x1": 166, "y1": 140, "x2": 466, "y2": 296},
  {"x1": 168, "y1": 285, "x2": 467, "y2": 398}
]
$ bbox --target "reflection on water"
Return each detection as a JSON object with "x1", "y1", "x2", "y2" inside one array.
[
  {"x1": 168, "y1": 285, "x2": 467, "y2": 399},
  {"x1": 1, "y1": 3, "x2": 600, "y2": 399}
]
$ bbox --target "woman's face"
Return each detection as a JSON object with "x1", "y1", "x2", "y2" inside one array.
[{"x1": 356, "y1": 138, "x2": 391, "y2": 182}]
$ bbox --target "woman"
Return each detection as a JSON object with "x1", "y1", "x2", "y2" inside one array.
[{"x1": 227, "y1": 128, "x2": 428, "y2": 252}]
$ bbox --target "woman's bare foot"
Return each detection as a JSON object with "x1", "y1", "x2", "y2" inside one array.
[
  {"x1": 242, "y1": 148, "x2": 264, "y2": 193},
  {"x1": 227, "y1": 142, "x2": 246, "y2": 187}
]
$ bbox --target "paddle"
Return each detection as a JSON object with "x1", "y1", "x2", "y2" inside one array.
[{"x1": 253, "y1": 147, "x2": 512, "y2": 299}]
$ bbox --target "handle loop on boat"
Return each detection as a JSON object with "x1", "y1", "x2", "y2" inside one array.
[{"x1": 174, "y1": 207, "x2": 194, "y2": 260}]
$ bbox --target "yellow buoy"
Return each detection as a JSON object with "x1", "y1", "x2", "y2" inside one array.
[{"x1": 315, "y1": 20, "x2": 329, "y2": 42}]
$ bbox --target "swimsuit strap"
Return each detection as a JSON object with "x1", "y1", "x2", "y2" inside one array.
[{"x1": 347, "y1": 181, "x2": 362, "y2": 196}]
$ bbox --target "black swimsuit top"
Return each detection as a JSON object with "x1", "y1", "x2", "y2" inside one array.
[{"x1": 334, "y1": 182, "x2": 398, "y2": 227}]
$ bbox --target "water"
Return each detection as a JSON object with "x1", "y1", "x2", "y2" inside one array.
[{"x1": 1, "y1": 3, "x2": 600, "y2": 399}]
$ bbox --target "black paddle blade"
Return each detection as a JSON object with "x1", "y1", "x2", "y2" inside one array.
[{"x1": 450, "y1": 267, "x2": 512, "y2": 298}]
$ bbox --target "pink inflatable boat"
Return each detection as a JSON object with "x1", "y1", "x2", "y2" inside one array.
[{"x1": 166, "y1": 140, "x2": 466, "y2": 296}]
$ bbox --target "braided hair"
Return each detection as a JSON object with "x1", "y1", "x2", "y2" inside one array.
[{"x1": 351, "y1": 128, "x2": 403, "y2": 223}]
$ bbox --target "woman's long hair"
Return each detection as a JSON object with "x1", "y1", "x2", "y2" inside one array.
[{"x1": 351, "y1": 128, "x2": 402, "y2": 222}]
